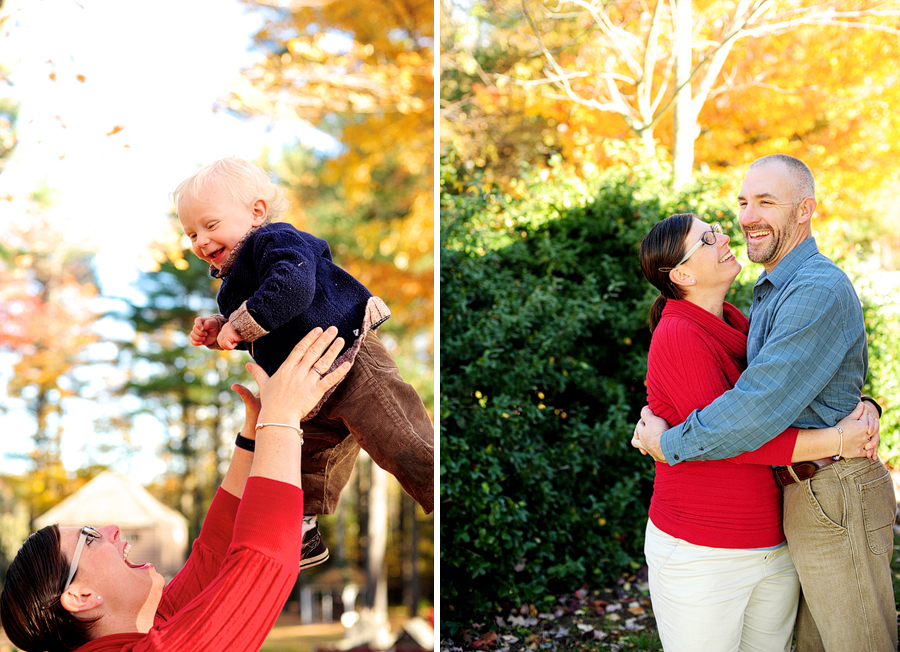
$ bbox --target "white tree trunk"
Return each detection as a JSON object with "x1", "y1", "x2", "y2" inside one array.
[
  {"x1": 639, "y1": 127, "x2": 656, "y2": 159},
  {"x1": 672, "y1": 0, "x2": 694, "y2": 187},
  {"x1": 365, "y1": 460, "x2": 389, "y2": 625},
  {"x1": 337, "y1": 454, "x2": 392, "y2": 650}
]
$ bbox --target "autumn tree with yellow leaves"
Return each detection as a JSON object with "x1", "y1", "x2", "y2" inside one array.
[
  {"x1": 0, "y1": 217, "x2": 99, "y2": 523},
  {"x1": 442, "y1": 0, "x2": 900, "y2": 245},
  {"x1": 223, "y1": 0, "x2": 434, "y2": 395}
]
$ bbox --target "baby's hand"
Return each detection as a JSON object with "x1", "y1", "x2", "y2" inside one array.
[
  {"x1": 189, "y1": 316, "x2": 220, "y2": 347},
  {"x1": 217, "y1": 322, "x2": 244, "y2": 350}
]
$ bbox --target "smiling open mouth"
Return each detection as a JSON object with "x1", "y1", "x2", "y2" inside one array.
[
  {"x1": 746, "y1": 229, "x2": 771, "y2": 240},
  {"x1": 207, "y1": 247, "x2": 226, "y2": 262},
  {"x1": 123, "y1": 542, "x2": 152, "y2": 570}
]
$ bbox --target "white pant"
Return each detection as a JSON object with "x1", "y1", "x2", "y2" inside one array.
[{"x1": 645, "y1": 519, "x2": 800, "y2": 652}]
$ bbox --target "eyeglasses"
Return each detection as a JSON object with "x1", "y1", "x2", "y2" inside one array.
[
  {"x1": 676, "y1": 222, "x2": 723, "y2": 266},
  {"x1": 63, "y1": 526, "x2": 102, "y2": 591}
]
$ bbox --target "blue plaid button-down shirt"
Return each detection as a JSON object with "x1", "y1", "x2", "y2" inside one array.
[{"x1": 660, "y1": 237, "x2": 869, "y2": 464}]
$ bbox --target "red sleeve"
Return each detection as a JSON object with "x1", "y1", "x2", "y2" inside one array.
[
  {"x1": 648, "y1": 319, "x2": 735, "y2": 421},
  {"x1": 156, "y1": 488, "x2": 240, "y2": 620},
  {"x1": 648, "y1": 318, "x2": 796, "y2": 465},
  {"x1": 729, "y1": 427, "x2": 798, "y2": 465},
  {"x1": 131, "y1": 478, "x2": 303, "y2": 652}
]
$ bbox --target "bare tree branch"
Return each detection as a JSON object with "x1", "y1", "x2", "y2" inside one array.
[
  {"x1": 520, "y1": 0, "x2": 641, "y2": 127},
  {"x1": 638, "y1": 0, "x2": 666, "y2": 120},
  {"x1": 742, "y1": 17, "x2": 900, "y2": 39},
  {"x1": 248, "y1": 0, "x2": 336, "y2": 8},
  {"x1": 556, "y1": 0, "x2": 646, "y2": 78},
  {"x1": 496, "y1": 70, "x2": 637, "y2": 87}
]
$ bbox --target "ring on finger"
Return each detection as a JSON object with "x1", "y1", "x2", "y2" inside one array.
[{"x1": 312, "y1": 366, "x2": 327, "y2": 377}]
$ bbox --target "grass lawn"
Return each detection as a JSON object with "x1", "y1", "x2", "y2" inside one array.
[
  {"x1": 440, "y1": 532, "x2": 900, "y2": 652},
  {"x1": 0, "y1": 608, "x2": 419, "y2": 652},
  {"x1": 261, "y1": 608, "x2": 422, "y2": 652},
  {"x1": 260, "y1": 616, "x2": 346, "y2": 652}
]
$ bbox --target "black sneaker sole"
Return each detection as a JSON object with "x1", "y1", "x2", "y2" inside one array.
[{"x1": 299, "y1": 547, "x2": 330, "y2": 570}]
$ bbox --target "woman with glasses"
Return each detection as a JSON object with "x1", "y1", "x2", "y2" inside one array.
[
  {"x1": 636, "y1": 214, "x2": 875, "y2": 652},
  {"x1": 0, "y1": 327, "x2": 350, "y2": 652}
]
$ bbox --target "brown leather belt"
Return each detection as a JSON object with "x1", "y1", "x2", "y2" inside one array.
[{"x1": 773, "y1": 457, "x2": 838, "y2": 487}]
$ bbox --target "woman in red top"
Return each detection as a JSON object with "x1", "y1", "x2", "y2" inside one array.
[
  {"x1": 0, "y1": 327, "x2": 351, "y2": 652},
  {"x1": 637, "y1": 214, "x2": 873, "y2": 652}
]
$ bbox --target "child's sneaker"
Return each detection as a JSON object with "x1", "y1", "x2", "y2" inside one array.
[{"x1": 299, "y1": 524, "x2": 330, "y2": 570}]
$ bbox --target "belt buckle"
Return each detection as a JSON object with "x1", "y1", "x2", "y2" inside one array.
[{"x1": 792, "y1": 461, "x2": 817, "y2": 482}]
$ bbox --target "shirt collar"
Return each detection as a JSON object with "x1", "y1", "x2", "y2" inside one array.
[
  {"x1": 210, "y1": 217, "x2": 274, "y2": 278},
  {"x1": 754, "y1": 237, "x2": 819, "y2": 290}
]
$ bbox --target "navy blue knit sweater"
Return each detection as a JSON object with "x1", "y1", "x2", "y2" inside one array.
[{"x1": 211, "y1": 222, "x2": 380, "y2": 377}]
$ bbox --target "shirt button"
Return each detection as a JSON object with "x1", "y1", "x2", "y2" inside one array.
[
  {"x1": 699, "y1": 447, "x2": 704, "y2": 451},
  {"x1": 673, "y1": 454, "x2": 680, "y2": 460}
]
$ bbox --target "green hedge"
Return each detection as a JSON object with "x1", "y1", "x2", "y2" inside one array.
[
  {"x1": 861, "y1": 284, "x2": 900, "y2": 465},
  {"x1": 439, "y1": 156, "x2": 742, "y2": 628}
]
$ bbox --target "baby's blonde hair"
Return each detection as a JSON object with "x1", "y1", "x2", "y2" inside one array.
[{"x1": 173, "y1": 157, "x2": 291, "y2": 221}]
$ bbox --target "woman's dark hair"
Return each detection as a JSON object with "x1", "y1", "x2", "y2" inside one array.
[
  {"x1": 0, "y1": 525, "x2": 98, "y2": 652},
  {"x1": 639, "y1": 213, "x2": 695, "y2": 332}
]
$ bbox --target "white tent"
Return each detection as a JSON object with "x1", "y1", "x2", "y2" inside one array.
[{"x1": 34, "y1": 471, "x2": 189, "y2": 580}]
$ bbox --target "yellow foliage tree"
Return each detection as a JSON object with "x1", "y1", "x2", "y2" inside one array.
[
  {"x1": 442, "y1": 0, "x2": 900, "y2": 246},
  {"x1": 223, "y1": 0, "x2": 434, "y2": 352},
  {"x1": 0, "y1": 216, "x2": 99, "y2": 521}
]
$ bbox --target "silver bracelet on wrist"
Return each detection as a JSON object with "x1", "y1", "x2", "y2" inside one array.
[
  {"x1": 832, "y1": 425, "x2": 843, "y2": 461},
  {"x1": 255, "y1": 422, "x2": 304, "y2": 445}
]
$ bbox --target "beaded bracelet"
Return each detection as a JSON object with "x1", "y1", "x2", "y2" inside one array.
[
  {"x1": 255, "y1": 422, "x2": 304, "y2": 445},
  {"x1": 832, "y1": 425, "x2": 843, "y2": 461}
]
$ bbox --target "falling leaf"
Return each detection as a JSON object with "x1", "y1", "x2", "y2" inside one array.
[
  {"x1": 49, "y1": 73, "x2": 56, "y2": 81},
  {"x1": 106, "y1": 125, "x2": 124, "y2": 136},
  {"x1": 76, "y1": 74, "x2": 86, "y2": 83}
]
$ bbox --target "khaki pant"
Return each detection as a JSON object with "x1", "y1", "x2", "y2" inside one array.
[
  {"x1": 783, "y1": 457, "x2": 897, "y2": 652},
  {"x1": 299, "y1": 331, "x2": 435, "y2": 515}
]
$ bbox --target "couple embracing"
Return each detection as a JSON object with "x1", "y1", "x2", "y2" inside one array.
[{"x1": 633, "y1": 154, "x2": 897, "y2": 652}]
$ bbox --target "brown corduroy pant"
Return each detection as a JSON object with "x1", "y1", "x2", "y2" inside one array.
[{"x1": 299, "y1": 331, "x2": 435, "y2": 515}]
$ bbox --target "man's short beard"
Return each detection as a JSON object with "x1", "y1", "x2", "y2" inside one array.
[{"x1": 747, "y1": 205, "x2": 798, "y2": 265}]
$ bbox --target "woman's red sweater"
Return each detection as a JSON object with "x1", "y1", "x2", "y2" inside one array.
[
  {"x1": 646, "y1": 299, "x2": 798, "y2": 549},
  {"x1": 74, "y1": 476, "x2": 303, "y2": 651}
]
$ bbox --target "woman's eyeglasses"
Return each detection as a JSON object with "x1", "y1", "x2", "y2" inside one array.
[
  {"x1": 675, "y1": 222, "x2": 723, "y2": 266},
  {"x1": 63, "y1": 525, "x2": 102, "y2": 591}
]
